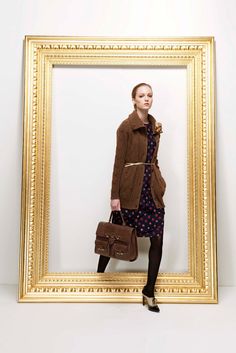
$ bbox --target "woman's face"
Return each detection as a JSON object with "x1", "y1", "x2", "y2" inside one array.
[{"x1": 133, "y1": 85, "x2": 153, "y2": 111}]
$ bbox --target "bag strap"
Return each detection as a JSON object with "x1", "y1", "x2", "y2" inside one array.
[{"x1": 109, "y1": 211, "x2": 126, "y2": 225}]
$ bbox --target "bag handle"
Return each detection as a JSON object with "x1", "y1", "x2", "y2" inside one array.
[{"x1": 109, "y1": 211, "x2": 126, "y2": 225}]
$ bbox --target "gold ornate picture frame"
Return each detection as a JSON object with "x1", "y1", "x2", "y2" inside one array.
[{"x1": 18, "y1": 36, "x2": 217, "y2": 303}]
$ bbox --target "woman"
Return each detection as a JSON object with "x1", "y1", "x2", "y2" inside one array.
[{"x1": 97, "y1": 83, "x2": 166, "y2": 313}]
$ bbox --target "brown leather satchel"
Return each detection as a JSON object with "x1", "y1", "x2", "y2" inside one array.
[{"x1": 95, "y1": 211, "x2": 138, "y2": 261}]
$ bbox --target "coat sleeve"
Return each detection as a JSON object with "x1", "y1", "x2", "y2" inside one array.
[{"x1": 110, "y1": 125, "x2": 128, "y2": 199}]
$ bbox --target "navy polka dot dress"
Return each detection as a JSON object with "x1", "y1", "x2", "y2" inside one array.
[{"x1": 112, "y1": 122, "x2": 165, "y2": 238}]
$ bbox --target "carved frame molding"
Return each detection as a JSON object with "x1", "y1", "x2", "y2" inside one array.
[{"x1": 18, "y1": 36, "x2": 217, "y2": 303}]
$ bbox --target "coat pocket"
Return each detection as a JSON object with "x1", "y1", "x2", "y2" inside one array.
[{"x1": 119, "y1": 166, "x2": 137, "y2": 199}]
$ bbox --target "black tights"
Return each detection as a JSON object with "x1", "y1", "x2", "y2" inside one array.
[
  {"x1": 97, "y1": 254, "x2": 110, "y2": 273},
  {"x1": 97, "y1": 234, "x2": 163, "y2": 297}
]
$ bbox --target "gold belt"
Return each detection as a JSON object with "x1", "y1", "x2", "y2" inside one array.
[{"x1": 124, "y1": 162, "x2": 155, "y2": 167}]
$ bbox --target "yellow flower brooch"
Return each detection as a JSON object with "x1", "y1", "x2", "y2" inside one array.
[{"x1": 155, "y1": 122, "x2": 163, "y2": 134}]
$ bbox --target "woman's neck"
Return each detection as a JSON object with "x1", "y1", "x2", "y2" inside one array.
[{"x1": 136, "y1": 109, "x2": 149, "y2": 124}]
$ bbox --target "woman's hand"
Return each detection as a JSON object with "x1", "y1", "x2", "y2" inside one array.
[{"x1": 110, "y1": 199, "x2": 121, "y2": 211}]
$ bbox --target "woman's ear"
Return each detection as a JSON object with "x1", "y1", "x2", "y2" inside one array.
[{"x1": 132, "y1": 99, "x2": 136, "y2": 110}]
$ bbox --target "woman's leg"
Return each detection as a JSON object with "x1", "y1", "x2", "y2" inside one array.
[
  {"x1": 143, "y1": 234, "x2": 163, "y2": 297},
  {"x1": 97, "y1": 255, "x2": 110, "y2": 273}
]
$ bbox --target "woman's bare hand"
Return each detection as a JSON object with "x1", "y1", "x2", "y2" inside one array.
[{"x1": 110, "y1": 199, "x2": 121, "y2": 211}]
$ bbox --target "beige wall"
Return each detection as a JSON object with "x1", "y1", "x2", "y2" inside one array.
[{"x1": 49, "y1": 66, "x2": 187, "y2": 273}]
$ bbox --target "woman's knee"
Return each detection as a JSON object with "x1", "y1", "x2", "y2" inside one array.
[{"x1": 149, "y1": 235, "x2": 163, "y2": 249}]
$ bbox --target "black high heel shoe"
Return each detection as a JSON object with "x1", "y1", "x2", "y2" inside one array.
[{"x1": 142, "y1": 288, "x2": 160, "y2": 313}]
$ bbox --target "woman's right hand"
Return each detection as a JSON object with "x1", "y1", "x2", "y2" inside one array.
[{"x1": 110, "y1": 199, "x2": 121, "y2": 211}]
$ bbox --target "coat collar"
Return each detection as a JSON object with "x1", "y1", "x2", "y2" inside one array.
[{"x1": 128, "y1": 110, "x2": 157, "y2": 134}]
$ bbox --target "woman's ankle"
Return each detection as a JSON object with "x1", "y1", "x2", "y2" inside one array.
[{"x1": 142, "y1": 285, "x2": 154, "y2": 298}]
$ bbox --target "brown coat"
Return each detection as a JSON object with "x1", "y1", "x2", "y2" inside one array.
[{"x1": 111, "y1": 110, "x2": 166, "y2": 209}]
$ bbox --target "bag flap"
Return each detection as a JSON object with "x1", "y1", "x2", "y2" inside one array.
[{"x1": 96, "y1": 221, "x2": 135, "y2": 242}]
